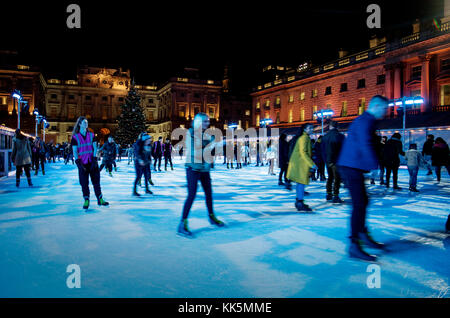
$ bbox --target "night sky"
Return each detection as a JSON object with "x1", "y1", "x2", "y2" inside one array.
[{"x1": 0, "y1": 0, "x2": 444, "y2": 94}]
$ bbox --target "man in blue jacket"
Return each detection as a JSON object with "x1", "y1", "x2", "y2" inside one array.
[{"x1": 337, "y1": 95, "x2": 388, "y2": 262}]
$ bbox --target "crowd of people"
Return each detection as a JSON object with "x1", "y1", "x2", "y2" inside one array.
[{"x1": 10, "y1": 95, "x2": 450, "y2": 261}]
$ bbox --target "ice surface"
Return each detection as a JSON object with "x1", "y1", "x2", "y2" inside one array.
[{"x1": 0, "y1": 157, "x2": 449, "y2": 298}]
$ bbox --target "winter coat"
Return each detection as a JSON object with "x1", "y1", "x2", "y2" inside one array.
[
  {"x1": 405, "y1": 149, "x2": 425, "y2": 167},
  {"x1": 101, "y1": 142, "x2": 117, "y2": 163},
  {"x1": 382, "y1": 138, "x2": 405, "y2": 167},
  {"x1": 422, "y1": 139, "x2": 434, "y2": 156},
  {"x1": 185, "y1": 128, "x2": 215, "y2": 172},
  {"x1": 134, "y1": 141, "x2": 152, "y2": 166},
  {"x1": 431, "y1": 143, "x2": 449, "y2": 167},
  {"x1": 163, "y1": 142, "x2": 173, "y2": 156},
  {"x1": 313, "y1": 140, "x2": 325, "y2": 164},
  {"x1": 337, "y1": 111, "x2": 378, "y2": 172},
  {"x1": 153, "y1": 141, "x2": 164, "y2": 156},
  {"x1": 12, "y1": 137, "x2": 32, "y2": 166},
  {"x1": 321, "y1": 128, "x2": 345, "y2": 165},
  {"x1": 286, "y1": 132, "x2": 315, "y2": 185}
]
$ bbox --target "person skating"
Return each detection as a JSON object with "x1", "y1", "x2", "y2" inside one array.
[
  {"x1": 322, "y1": 120, "x2": 345, "y2": 203},
  {"x1": 12, "y1": 129, "x2": 33, "y2": 187},
  {"x1": 422, "y1": 134, "x2": 434, "y2": 176},
  {"x1": 133, "y1": 133, "x2": 153, "y2": 196},
  {"x1": 286, "y1": 123, "x2": 317, "y2": 212},
  {"x1": 278, "y1": 133, "x2": 290, "y2": 186},
  {"x1": 153, "y1": 136, "x2": 163, "y2": 171},
  {"x1": 379, "y1": 136, "x2": 387, "y2": 184},
  {"x1": 177, "y1": 113, "x2": 224, "y2": 238},
  {"x1": 99, "y1": 136, "x2": 117, "y2": 177},
  {"x1": 163, "y1": 137, "x2": 174, "y2": 171},
  {"x1": 33, "y1": 137, "x2": 46, "y2": 175},
  {"x1": 337, "y1": 95, "x2": 388, "y2": 262},
  {"x1": 405, "y1": 143, "x2": 425, "y2": 192},
  {"x1": 267, "y1": 140, "x2": 276, "y2": 175},
  {"x1": 431, "y1": 137, "x2": 450, "y2": 183},
  {"x1": 71, "y1": 116, "x2": 109, "y2": 209},
  {"x1": 314, "y1": 136, "x2": 326, "y2": 181},
  {"x1": 383, "y1": 133, "x2": 405, "y2": 190}
]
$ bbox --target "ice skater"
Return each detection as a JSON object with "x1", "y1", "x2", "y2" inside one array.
[
  {"x1": 337, "y1": 95, "x2": 388, "y2": 262},
  {"x1": 133, "y1": 133, "x2": 154, "y2": 196},
  {"x1": 177, "y1": 112, "x2": 225, "y2": 238},
  {"x1": 163, "y1": 137, "x2": 174, "y2": 171},
  {"x1": 71, "y1": 116, "x2": 109, "y2": 209},
  {"x1": 12, "y1": 129, "x2": 33, "y2": 187},
  {"x1": 99, "y1": 136, "x2": 117, "y2": 177},
  {"x1": 286, "y1": 123, "x2": 317, "y2": 212}
]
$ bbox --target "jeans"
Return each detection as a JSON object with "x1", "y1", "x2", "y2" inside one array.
[
  {"x1": 407, "y1": 166, "x2": 419, "y2": 187},
  {"x1": 339, "y1": 166, "x2": 369, "y2": 240},
  {"x1": 16, "y1": 164, "x2": 32, "y2": 185},
  {"x1": 182, "y1": 168, "x2": 213, "y2": 219},
  {"x1": 385, "y1": 165, "x2": 399, "y2": 187},
  {"x1": 279, "y1": 164, "x2": 288, "y2": 183},
  {"x1": 164, "y1": 154, "x2": 173, "y2": 170},
  {"x1": 435, "y1": 165, "x2": 450, "y2": 182},
  {"x1": 153, "y1": 154, "x2": 162, "y2": 170},
  {"x1": 296, "y1": 183, "x2": 305, "y2": 200},
  {"x1": 326, "y1": 163, "x2": 341, "y2": 196},
  {"x1": 134, "y1": 163, "x2": 151, "y2": 188},
  {"x1": 424, "y1": 155, "x2": 432, "y2": 172},
  {"x1": 77, "y1": 160, "x2": 102, "y2": 200}
]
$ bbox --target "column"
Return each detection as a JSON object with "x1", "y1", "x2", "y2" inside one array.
[
  {"x1": 420, "y1": 55, "x2": 431, "y2": 113},
  {"x1": 393, "y1": 62, "x2": 403, "y2": 115}
]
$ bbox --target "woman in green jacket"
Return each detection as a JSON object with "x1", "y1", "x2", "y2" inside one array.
[{"x1": 287, "y1": 123, "x2": 317, "y2": 211}]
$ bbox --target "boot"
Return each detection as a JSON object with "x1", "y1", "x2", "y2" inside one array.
[
  {"x1": 98, "y1": 197, "x2": 109, "y2": 206},
  {"x1": 108, "y1": 170, "x2": 113, "y2": 177},
  {"x1": 359, "y1": 229, "x2": 385, "y2": 249},
  {"x1": 349, "y1": 239, "x2": 377, "y2": 262},
  {"x1": 409, "y1": 186, "x2": 419, "y2": 192},
  {"x1": 332, "y1": 196, "x2": 344, "y2": 203},
  {"x1": 370, "y1": 178, "x2": 375, "y2": 185},
  {"x1": 83, "y1": 199, "x2": 90, "y2": 209},
  {"x1": 133, "y1": 184, "x2": 140, "y2": 196},
  {"x1": 209, "y1": 213, "x2": 225, "y2": 227},
  {"x1": 114, "y1": 166, "x2": 117, "y2": 172},
  {"x1": 148, "y1": 179, "x2": 154, "y2": 186},
  {"x1": 393, "y1": 185, "x2": 402, "y2": 190},
  {"x1": 295, "y1": 199, "x2": 312, "y2": 212},
  {"x1": 35, "y1": 170, "x2": 38, "y2": 176},
  {"x1": 278, "y1": 181, "x2": 285, "y2": 186},
  {"x1": 16, "y1": 179, "x2": 20, "y2": 188},
  {"x1": 177, "y1": 219, "x2": 194, "y2": 238},
  {"x1": 380, "y1": 179, "x2": 385, "y2": 185},
  {"x1": 42, "y1": 170, "x2": 45, "y2": 175},
  {"x1": 285, "y1": 182, "x2": 292, "y2": 191},
  {"x1": 227, "y1": 163, "x2": 229, "y2": 169},
  {"x1": 426, "y1": 170, "x2": 432, "y2": 176},
  {"x1": 145, "y1": 183, "x2": 153, "y2": 194},
  {"x1": 27, "y1": 178, "x2": 33, "y2": 187},
  {"x1": 326, "y1": 193, "x2": 333, "y2": 201},
  {"x1": 446, "y1": 215, "x2": 450, "y2": 233}
]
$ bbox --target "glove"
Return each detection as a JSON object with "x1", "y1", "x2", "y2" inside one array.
[{"x1": 75, "y1": 159, "x2": 87, "y2": 172}]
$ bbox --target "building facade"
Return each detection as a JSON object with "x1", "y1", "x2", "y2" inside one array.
[{"x1": 251, "y1": 19, "x2": 450, "y2": 132}]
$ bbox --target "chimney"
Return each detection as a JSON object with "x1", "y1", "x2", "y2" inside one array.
[
  {"x1": 338, "y1": 48, "x2": 348, "y2": 58},
  {"x1": 442, "y1": 0, "x2": 450, "y2": 24},
  {"x1": 412, "y1": 19, "x2": 420, "y2": 33}
]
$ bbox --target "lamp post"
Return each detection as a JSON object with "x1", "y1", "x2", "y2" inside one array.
[
  {"x1": 42, "y1": 118, "x2": 49, "y2": 142},
  {"x1": 33, "y1": 109, "x2": 41, "y2": 137},
  {"x1": 388, "y1": 96, "x2": 424, "y2": 150},
  {"x1": 259, "y1": 118, "x2": 273, "y2": 128},
  {"x1": 12, "y1": 89, "x2": 23, "y2": 129},
  {"x1": 313, "y1": 109, "x2": 334, "y2": 136}
]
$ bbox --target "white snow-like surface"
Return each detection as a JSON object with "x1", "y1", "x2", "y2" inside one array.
[{"x1": 0, "y1": 157, "x2": 449, "y2": 298}]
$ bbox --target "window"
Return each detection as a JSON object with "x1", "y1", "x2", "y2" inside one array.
[
  {"x1": 68, "y1": 95, "x2": 75, "y2": 100},
  {"x1": 411, "y1": 66, "x2": 422, "y2": 79},
  {"x1": 265, "y1": 112, "x2": 270, "y2": 119},
  {"x1": 194, "y1": 106, "x2": 200, "y2": 115},
  {"x1": 148, "y1": 98, "x2": 154, "y2": 104},
  {"x1": 340, "y1": 83, "x2": 348, "y2": 92},
  {"x1": 256, "y1": 102, "x2": 260, "y2": 109},
  {"x1": 276, "y1": 112, "x2": 280, "y2": 124},
  {"x1": 275, "y1": 96, "x2": 281, "y2": 105},
  {"x1": 245, "y1": 110, "x2": 250, "y2": 116},
  {"x1": 86, "y1": 79, "x2": 91, "y2": 83},
  {"x1": 341, "y1": 101, "x2": 348, "y2": 117},
  {"x1": 358, "y1": 98, "x2": 366, "y2": 115},
  {"x1": 289, "y1": 95, "x2": 294, "y2": 103},
  {"x1": 440, "y1": 84, "x2": 450, "y2": 106},
  {"x1": 178, "y1": 106, "x2": 185, "y2": 117},
  {"x1": 102, "y1": 96, "x2": 108, "y2": 101},
  {"x1": 208, "y1": 107, "x2": 215, "y2": 118},
  {"x1": 376, "y1": 74, "x2": 386, "y2": 85},
  {"x1": 102, "y1": 80, "x2": 107, "y2": 84},
  {"x1": 85, "y1": 95, "x2": 91, "y2": 101},
  {"x1": 288, "y1": 109, "x2": 293, "y2": 123},
  {"x1": 357, "y1": 79, "x2": 366, "y2": 89},
  {"x1": 118, "y1": 97, "x2": 124, "y2": 102},
  {"x1": 441, "y1": 58, "x2": 450, "y2": 71},
  {"x1": 194, "y1": 93, "x2": 200, "y2": 98},
  {"x1": 0, "y1": 96, "x2": 6, "y2": 105},
  {"x1": 311, "y1": 89, "x2": 318, "y2": 98},
  {"x1": 325, "y1": 86, "x2": 332, "y2": 95},
  {"x1": 51, "y1": 94, "x2": 57, "y2": 99},
  {"x1": 256, "y1": 114, "x2": 260, "y2": 127},
  {"x1": 300, "y1": 108, "x2": 305, "y2": 122},
  {"x1": 265, "y1": 100, "x2": 270, "y2": 107},
  {"x1": 300, "y1": 92, "x2": 305, "y2": 100}
]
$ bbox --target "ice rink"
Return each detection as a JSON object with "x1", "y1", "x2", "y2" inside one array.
[{"x1": 0, "y1": 157, "x2": 449, "y2": 298}]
